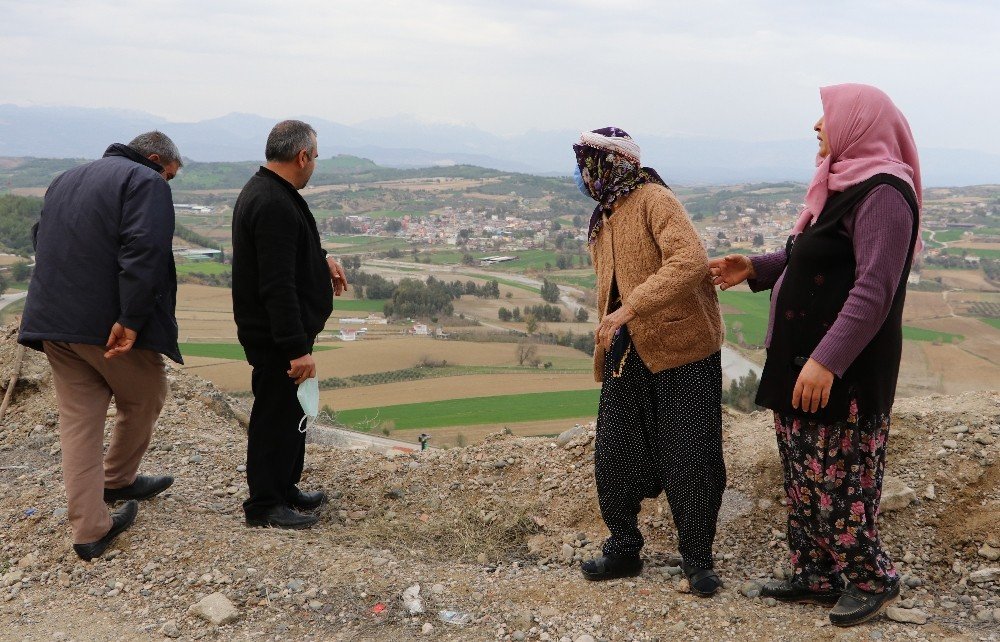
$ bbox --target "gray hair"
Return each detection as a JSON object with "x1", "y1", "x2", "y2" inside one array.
[
  {"x1": 265, "y1": 120, "x2": 317, "y2": 162},
  {"x1": 128, "y1": 131, "x2": 183, "y2": 168}
]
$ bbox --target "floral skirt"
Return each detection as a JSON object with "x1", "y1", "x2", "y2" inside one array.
[{"x1": 773, "y1": 405, "x2": 898, "y2": 593}]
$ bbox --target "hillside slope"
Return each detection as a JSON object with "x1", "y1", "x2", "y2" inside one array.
[{"x1": 0, "y1": 325, "x2": 998, "y2": 641}]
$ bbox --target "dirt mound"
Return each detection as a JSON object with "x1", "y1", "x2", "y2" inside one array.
[{"x1": 1, "y1": 325, "x2": 998, "y2": 641}]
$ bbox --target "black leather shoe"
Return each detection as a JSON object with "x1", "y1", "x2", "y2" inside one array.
[
  {"x1": 73, "y1": 500, "x2": 139, "y2": 561},
  {"x1": 290, "y1": 489, "x2": 327, "y2": 512},
  {"x1": 682, "y1": 562, "x2": 722, "y2": 597},
  {"x1": 829, "y1": 581, "x2": 899, "y2": 627},
  {"x1": 760, "y1": 580, "x2": 843, "y2": 606},
  {"x1": 104, "y1": 475, "x2": 174, "y2": 503},
  {"x1": 245, "y1": 505, "x2": 319, "y2": 530},
  {"x1": 580, "y1": 554, "x2": 643, "y2": 581}
]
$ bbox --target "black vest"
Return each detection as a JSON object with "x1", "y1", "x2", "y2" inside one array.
[{"x1": 755, "y1": 174, "x2": 919, "y2": 423}]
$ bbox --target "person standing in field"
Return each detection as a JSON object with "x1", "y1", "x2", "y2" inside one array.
[
  {"x1": 710, "y1": 84, "x2": 921, "y2": 627},
  {"x1": 19, "y1": 132, "x2": 183, "y2": 560},
  {"x1": 232, "y1": 120, "x2": 348, "y2": 530},
  {"x1": 575, "y1": 127, "x2": 727, "y2": 596}
]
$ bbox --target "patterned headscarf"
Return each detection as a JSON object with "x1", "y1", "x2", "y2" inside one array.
[{"x1": 573, "y1": 127, "x2": 668, "y2": 244}]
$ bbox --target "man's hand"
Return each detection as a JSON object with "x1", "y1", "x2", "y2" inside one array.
[
  {"x1": 792, "y1": 358, "x2": 834, "y2": 414},
  {"x1": 595, "y1": 304, "x2": 637, "y2": 352},
  {"x1": 288, "y1": 354, "x2": 316, "y2": 384},
  {"x1": 708, "y1": 254, "x2": 755, "y2": 290},
  {"x1": 104, "y1": 323, "x2": 138, "y2": 359},
  {"x1": 327, "y1": 257, "x2": 348, "y2": 296}
]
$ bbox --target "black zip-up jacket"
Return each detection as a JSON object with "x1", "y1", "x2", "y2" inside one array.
[
  {"x1": 19, "y1": 144, "x2": 181, "y2": 363},
  {"x1": 231, "y1": 167, "x2": 333, "y2": 365}
]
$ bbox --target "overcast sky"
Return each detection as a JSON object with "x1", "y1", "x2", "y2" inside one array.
[{"x1": 1, "y1": 0, "x2": 997, "y2": 152}]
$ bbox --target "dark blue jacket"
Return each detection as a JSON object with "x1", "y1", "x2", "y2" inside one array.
[{"x1": 19, "y1": 144, "x2": 182, "y2": 363}]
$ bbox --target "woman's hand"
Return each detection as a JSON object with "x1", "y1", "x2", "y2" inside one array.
[
  {"x1": 792, "y1": 358, "x2": 834, "y2": 413},
  {"x1": 595, "y1": 304, "x2": 636, "y2": 352},
  {"x1": 708, "y1": 254, "x2": 755, "y2": 290}
]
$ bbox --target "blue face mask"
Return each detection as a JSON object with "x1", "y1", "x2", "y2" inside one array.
[{"x1": 574, "y1": 165, "x2": 592, "y2": 199}]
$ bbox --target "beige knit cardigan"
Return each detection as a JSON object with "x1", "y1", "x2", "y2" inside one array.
[{"x1": 590, "y1": 183, "x2": 724, "y2": 382}]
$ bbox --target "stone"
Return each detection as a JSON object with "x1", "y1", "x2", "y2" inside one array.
[
  {"x1": 512, "y1": 631, "x2": 526, "y2": 641},
  {"x1": 969, "y1": 568, "x2": 1000, "y2": 583},
  {"x1": 740, "y1": 580, "x2": 762, "y2": 598},
  {"x1": 978, "y1": 543, "x2": 1000, "y2": 561},
  {"x1": 287, "y1": 579, "x2": 305, "y2": 592},
  {"x1": 886, "y1": 607, "x2": 928, "y2": 625},
  {"x1": 561, "y1": 543, "x2": 575, "y2": 563},
  {"x1": 946, "y1": 425, "x2": 969, "y2": 434},
  {"x1": 923, "y1": 484, "x2": 936, "y2": 501},
  {"x1": 431, "y1": 583, "x2": 445, "y2": 594},
  {"x1": 975, "y1": 433, "x2": 995, "y2": 445},
  {"x1": 881, "y1": 476, "x2": 916, "y2": 511},
  {"x1": 161, "y1": 620, "x2": 181, "y2": 638},
  {"x1": 510, "y1": 610, "x2": 533, "y2": 629},
  {"x1": 574, "y1": 636, "x2": 596, "y2": 642},
  {"x1": 556, "y1": 425, "x2": 585, "y2": 447},
  {"x1": 942, "y1": 439, "x2": 959, "y2": 450},
  {"x1": 188, "y1": 592, "x2": 238, "y2": 625},
  {"x1": 421, "y1": 623, "x2": 434, "y2": 635},
  {"x1": 974, "y1": 609, "x2": 994, "y2": 623}
]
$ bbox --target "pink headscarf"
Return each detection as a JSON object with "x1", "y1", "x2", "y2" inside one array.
[{"x1": 792, "y1": 84, "x2": 922, "y2": 252}]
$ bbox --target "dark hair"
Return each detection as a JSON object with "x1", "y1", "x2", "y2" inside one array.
[
  {"x1": 265, "y1": 120, "x2": 317, "y2": 162},
  {"x1": 128, "y1": 131, "x2": 182, "y2": 167}
]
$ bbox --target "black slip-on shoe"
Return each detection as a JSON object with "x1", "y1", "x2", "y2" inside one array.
[
  {"x1": 104, "y1": 475, "x2": 174, "y2": 503},
  {"x1": 829, "y1": 581, "x2": 900, "y2": 627},
  {"x1": 245, "y1": 505, "x2": 319, "y2": 530},
  {"x1": 290, "y1": 489, "x2": 327, "y2": 512},
  {"x1": 682, "y1": 562, "x2": 722, "y2": 597},
  {"x1": 580, "y1": 554, "x2": 643, "y2": 581},
  {"x1": 73, "y1": 500, "x2": 139, "y2": 561},
  {"x1": 760, "y1": 580, "x2": 842, "y2": 606}
]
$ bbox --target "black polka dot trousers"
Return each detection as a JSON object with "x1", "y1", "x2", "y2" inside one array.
[{"x1": 594, "y1": 348, "x2": 726, "y2": 569}]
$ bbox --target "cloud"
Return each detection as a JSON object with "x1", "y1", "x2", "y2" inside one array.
[{"x1": 0, "y1": 0, "x2": 995, "y2": 151}]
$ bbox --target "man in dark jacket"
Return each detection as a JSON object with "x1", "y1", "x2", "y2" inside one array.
[
  {"x1": 232, "y1": 120, "x2": 347, "y2": 529},
  {"x1": 19, "y1": 132, "x2": 182, "y2": 560}
]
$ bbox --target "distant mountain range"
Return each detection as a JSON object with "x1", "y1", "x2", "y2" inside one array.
[{"x1": 1, "y1": 104, "x2": 997, "y2": 186}]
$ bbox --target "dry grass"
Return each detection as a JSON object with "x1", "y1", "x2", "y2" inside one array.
[
  {"x1": 325, "y1": 372, "x2": 597, "y2": 410},
  {"x1": 350, "y1": 503, "x2": 540, "y2": 564}
]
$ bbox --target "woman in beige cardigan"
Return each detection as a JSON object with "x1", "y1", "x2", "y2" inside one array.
[{"x1": 574, "y1": 127, "x2": 726, "y2": 596}]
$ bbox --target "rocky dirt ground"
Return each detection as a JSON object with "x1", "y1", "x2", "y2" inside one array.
[{"x1": 1, "y1": 324, "x2": 998, "y2": 642}]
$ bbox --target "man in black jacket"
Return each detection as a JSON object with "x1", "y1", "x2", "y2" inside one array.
[
  {"x1": 232, "y1": 120, "x2": 347, "y2": 529},
  {"x1": 19, "y1": 132, "x2": 182, "y2": 560}
]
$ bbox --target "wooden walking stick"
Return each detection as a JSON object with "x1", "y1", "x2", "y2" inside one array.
[{"x1": 0, "y1": 344, "x2": 26, "y2": 423}]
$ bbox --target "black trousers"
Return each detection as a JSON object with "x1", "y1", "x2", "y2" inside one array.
[
  {"x1": 595, "y1": 348, "x2": 726, "y2": 569},
  {"x1": 243, "y1": 356, "x2": 307, "y2": 519}
]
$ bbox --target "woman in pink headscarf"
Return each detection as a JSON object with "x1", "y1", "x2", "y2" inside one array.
[{"x1": 709, "y1": 84, "x2": 921, "y2": 627}]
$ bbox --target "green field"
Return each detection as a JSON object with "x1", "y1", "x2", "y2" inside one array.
[
  {"x1": 942, "y1": 248, "x2": 1000, "y2": 260},
  {"x1": 336, "y1": 388, "x2": 600, "y2": 430},
  {"x1": 176, "y1": 262, "x2": 231, "y2": 275},
  {"x1": 179, "y1": 342, "x2": 336, "y2": 360},
  {"x1": 932, "y1": 229, "x2": 968, "y2": 243},
  {"x1": 980, "y1": 318, "x2": 1000, "y2": 330},
  {"x1": 549, "y1": 273, "x2": 597, "y2": 290},
  {"x1": 332, "y1": 298, "x2": 390, "y2": 313},
  {"x1": 718, "y1": 289, "x2": 772, "y2": 346},
  {"x1": 901, "y1": 326, "x2": 964, "y2": 343}
]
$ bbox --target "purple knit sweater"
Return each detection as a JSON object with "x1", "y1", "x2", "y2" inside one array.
[{"x1": 748, "y1": 184, "x2": 913, "y2": 377}]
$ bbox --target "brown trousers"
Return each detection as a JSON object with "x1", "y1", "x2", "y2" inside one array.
[{"x1": 43, "y1": 342, "x2": 168, "y2": 544}]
